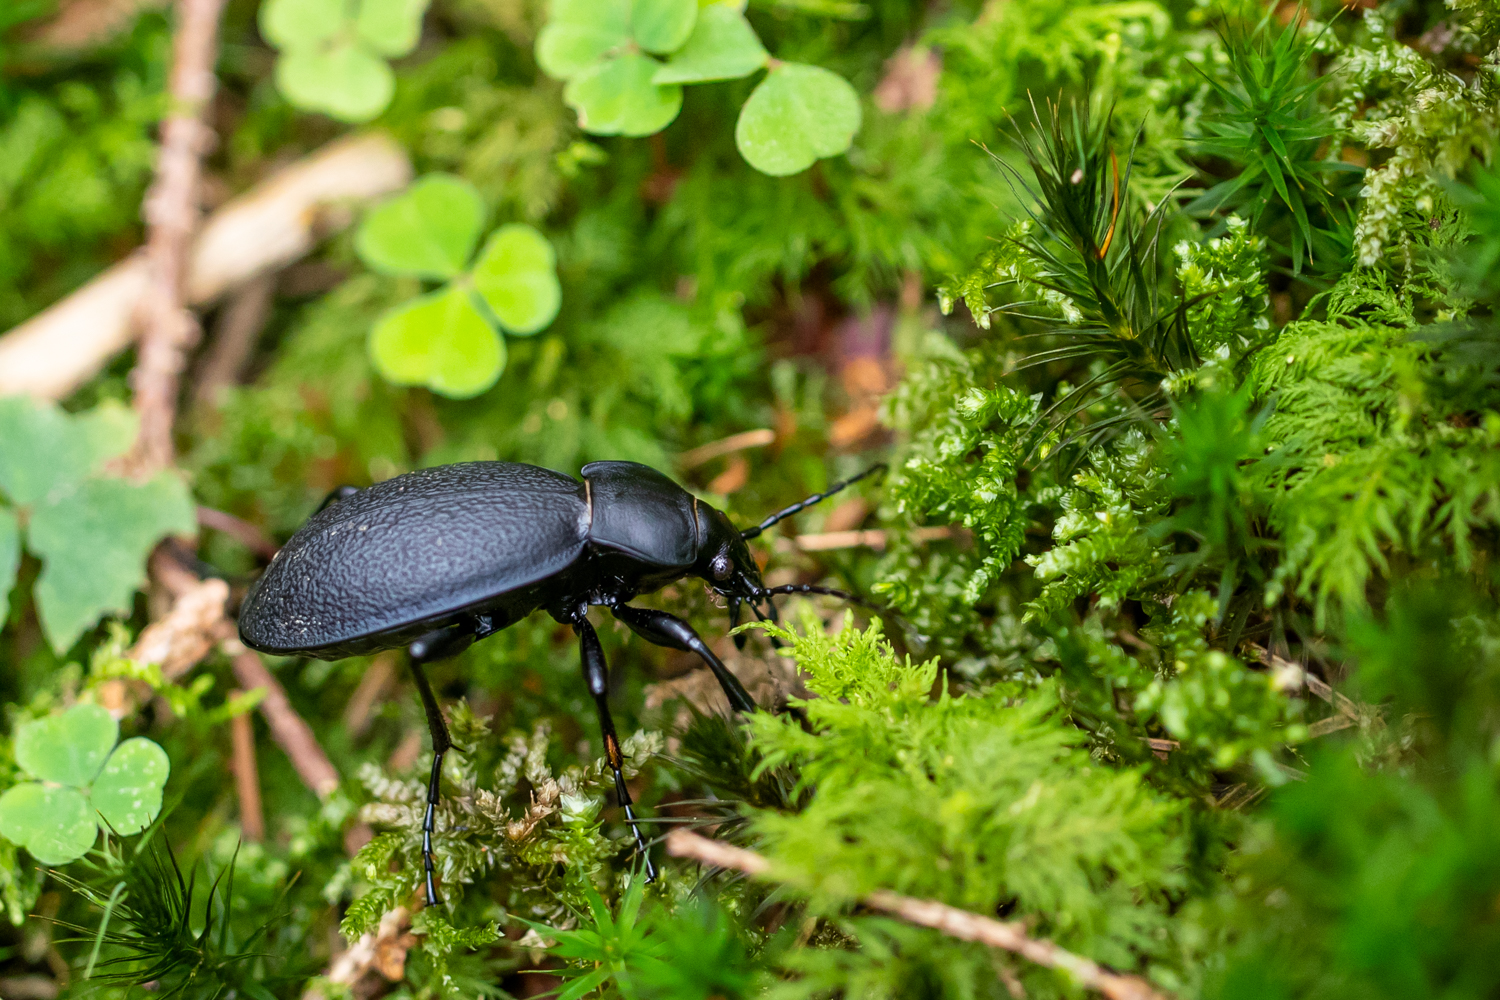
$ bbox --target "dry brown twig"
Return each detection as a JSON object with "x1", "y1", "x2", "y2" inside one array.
[
  {"x1": 228, "y1": 689, "x2": 265, "y2": 842},
  {"x1": 0, "y1": 134, "x2": 412, "y2": 401},
  {"x1": 302, "y1": 906, "x2": 416, "y2": 1000},
  {"x1": 130, "y1": 0, "x2": 230, "y2": 473},
  {"x1": 665, "y1": 829, "x2": 1173, "y2": 1000},
  {"x1": 227, "y1": 644, "x2": 342, "y2": 799}
]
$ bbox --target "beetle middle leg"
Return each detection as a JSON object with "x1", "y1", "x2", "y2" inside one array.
[
  {"x1": 574, "y1": 617, "x2": 658, "y2": 882},
  {"x1": 407, "y1": 622, "x2": 478, "y2": 906},
  {"x1": 611, "y1": 605, "x2": 758, "y2": 714}
]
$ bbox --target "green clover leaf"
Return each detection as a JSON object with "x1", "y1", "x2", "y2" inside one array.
[
  {"x1": 354, "y1": 174, "x2": 486, "y2": 280},
  {"x1": 0, "y1": 705, "x2": 171, "y2": 865},
  {"x1": 0, "y1": 399, "x2": 197, "y2": 653},
  {"x1": 275, "y1": 42, "x2": 394, "y2": 124},
  {"x1": 91, "y1": 738, "x2": 171, "y2": 836},
  {"x1": 735, "y1": 62, "x2": 861, "y2": 176},
  {"x1": 471, "y1": 224, "x2": 562, "y2": 335},
  {"x1": 355, "y1": 175, "x2": 561, "y2": 398},
  {"x1": 260, "y1": 0, "x2": 429, "y2": 123},
  {"x1": 14, "y1": 704, "x2": 117, "y2": 788},
  {"x1": 653, "y1": 4, "x2": 767, "y2": 84},
  {"x1": 370, "y1": 286, "x2": 507, "y2": 398},
  {"x1": 633, "y1": 0, "x2": 698, "y2": 55},
  {"x1": 565, "y1": 52, "x2": 683, "y2": 137},
  {"x1": 535, "y1": 0, "x2": 630, "y2": 80}
]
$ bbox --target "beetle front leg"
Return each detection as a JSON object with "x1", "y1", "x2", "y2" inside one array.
[
  {"x1": 574, "y1": 618, "x2": 658, "y2": 882},
  {"x1": 407, "y1": 622, "x2": 477, "y2": 906},
  {"x1": 610, "y1": 605, "x2": 758, "y2": 714}
]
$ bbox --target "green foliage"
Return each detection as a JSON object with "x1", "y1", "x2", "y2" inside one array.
[
  {"x1": 260, "y1": 0, "x2": 431, "y2": 121},
  {"x1": 356, "y1": 173, "x2": 561, "y2": 397},
  {"x1": 535, "y1": 0, "x2": 860, "y2": 173},
  {"x1": 0, "y1": 704, "x2": 169, "y2": 865},
  {"x1": 10, "y1": 0, "x2": 1500, "y2": 996},
  {"x1": 748, "y1": 614, "x2": 1184, "y2": 972},
  {"x1": 0, "y1": 398, "x2": 196, "y2": 651},
  {"x1": 1187, "y1": 10, "x2": 1357, "y2": 275}
]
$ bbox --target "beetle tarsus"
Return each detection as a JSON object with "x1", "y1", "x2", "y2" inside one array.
[{"x1": 575, "y1": 618, "x2": 658, "y2": 881}]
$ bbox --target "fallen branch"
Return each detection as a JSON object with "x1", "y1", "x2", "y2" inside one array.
[
  {"x1": 665, "y1": 829, "x2": 1172, "y2": 1000},
  {"x1": 130, "y1": 0, "x2": 229, "y2": 472},
  {"x1": 227, "y1": 644, "x2": 341, "y2": 799},
  {"x1": 0, "y1": 133, "x2": 412, "y2": 400}
]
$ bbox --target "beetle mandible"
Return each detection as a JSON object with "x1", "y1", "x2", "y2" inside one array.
[{"x1": 237, "y1": 459, "x2": 882, "y2": 903}]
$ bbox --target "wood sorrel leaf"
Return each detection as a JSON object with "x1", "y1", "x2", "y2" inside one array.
[
  {"x1": 535, "y1": 0, "x2": 630, "y2": 80},
  {"x1": 735, "y1": 62, "x2": 861, "y2": 176},
  {"x1": 565, "y1": 52, "x2": 682, "y2": 137},
  {"x1": 355, "y1": 173, "x2": 486, "y2": 280},
  {"x1": 471, "y1": 224, "x2": 561, "y2": 335},
  {"x1": 370, "y1": 285, "x2": 506, "y2": 398},
  {"x1": 0, "y1": 785, "x2": 96, "y2": 866},
  {"x1": 633, "y1": 0, "x2": 697, "y2": 55},
  {"x1": 92, "y1": 738, "x2": 171, "y2": 836},
  {"x1": 275, "y1": 39, "x2": 395, "y2": 124},
  {"x1": 653, "y1": 5, "x2": 766, "y2": 84}
]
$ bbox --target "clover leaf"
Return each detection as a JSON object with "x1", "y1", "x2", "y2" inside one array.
[
  {"x1": 0, "y1": 399, "x2": 197, "y2": 652},
  {"x1": 260, "y1": 0, "x2": 430, "y2": 123},
  {"x1": 653, "y1": 5, "x2": 768, "y2": 85},
  {"x1": 736, "y1": 62, "x2": 862, "y2": 176},
  {"x1": 537, "y1": 0, "x2": 688, "y2": 137},
  {"x1": 535, "y1": 0, "x2": 859, "y2": 174},
  {"x1": 0, "y1": 704, "x2": 170, "y2": 865},
  {"x1": 356, "y1": 174, "x2": 561, "y2": 398},
  {"x1": 354, "y1": 174, "x2": 485, "y2": 280}
]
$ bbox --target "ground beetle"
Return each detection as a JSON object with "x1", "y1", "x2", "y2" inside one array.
[{"x1": 238, "y1": 459, "x2": 882, "y2": 902}]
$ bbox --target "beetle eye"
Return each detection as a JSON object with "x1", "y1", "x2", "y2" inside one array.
[{"x1": 711, "y1": 553, "x2": 733, "y2": 581}]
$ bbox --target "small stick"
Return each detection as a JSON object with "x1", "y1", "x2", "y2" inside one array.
[
  {"x1": 678, "y1": 429, "x2": 776, "y2": 469},
  {"x1": 129, "y1": 0, "x2": 228, "y2": 473},
  {"x1": 229, "y1": 648, "x2": 341, "y2": 798},
  {"x1": 781, "y1": 525, "x2": 961, "y2": 553},
  {"x1": 343, "y1": 652, "x2": 397, "y2": 737},
  {"x1": 196, "y1": 505, "x2": 280, "y2": 559},
  {"x1": 228, "y1": 690, "x2": 265, "y2": 841},
  {"x1": 665, "y1": 829, "x2": 1173, "y2": 1000}
]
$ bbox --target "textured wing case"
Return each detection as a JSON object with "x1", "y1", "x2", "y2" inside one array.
[{"x1": 239, "y1": 462, "x2": 588, "y2": 654}]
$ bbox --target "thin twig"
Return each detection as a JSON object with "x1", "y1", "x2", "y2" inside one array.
[
  {"x1": 227, "y1": 646, "x2": 341, "y2": 798},
  {"x1": 129, "y1": 0, "x2": 228, "y2": 472},
  {"x1": 678, "y1": 429, "x2": 776, "y2": 469},
  {"x1": 228, "y1": 690, "x2": 265, "y2": 842},
  {"x1": 778, "y1": 525, "x2": 962, "y2": 553},
  {"x1": 193, "y1": 272, "x2": 275, "y2": 408},
  {"x1": 196, "y1": 505, "x2": 280, "y2": 559},
  {"x1": 665, "y1": 829, "x2": 1173, "y2": 1000}
]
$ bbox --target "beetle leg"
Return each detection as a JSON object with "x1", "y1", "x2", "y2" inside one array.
[
  {"x1": 407, "y1": 623, "x2": 477, "y2": 907},
  {"x1": 574, "y1": 617, "x2": 658, "y2": 882},
  {"x1": 610, "y1": 605, "x2": 758, "y2": 714}
]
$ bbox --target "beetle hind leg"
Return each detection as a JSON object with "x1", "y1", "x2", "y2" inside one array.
[
  {"x1": 574, "y1": 618, "x2": 658, "y2": 882},
  {"x1": 407, "y1": 623, "x2": 478, "y2": 906}
]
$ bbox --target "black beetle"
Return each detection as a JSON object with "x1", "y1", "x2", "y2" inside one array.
[{"x1": 238, "y1": 459, "x2": 882, "y2": 902}]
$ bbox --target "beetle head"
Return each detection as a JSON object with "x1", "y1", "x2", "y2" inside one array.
[{"x1": 695, "y1": 504, "x2": 764, "y2": 599}]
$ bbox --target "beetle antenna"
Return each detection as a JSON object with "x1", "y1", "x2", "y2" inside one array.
[
  {"x1": 758, "y1": 583, "x2": 882, "y2": 611},
  {"x1": 739, "y1": 463, "x2": 888, "y2": 540}
]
